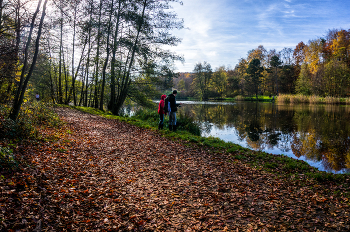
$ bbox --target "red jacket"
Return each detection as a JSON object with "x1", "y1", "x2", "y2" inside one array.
[{"x1": 158, "y1": 95, "x2": 167, "y2": 114}]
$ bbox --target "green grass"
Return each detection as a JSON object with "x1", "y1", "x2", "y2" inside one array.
[{"x1": 233, "y1": 95, "x2": 275, "y2": 102}]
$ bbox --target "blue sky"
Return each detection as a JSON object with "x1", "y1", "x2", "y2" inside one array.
[{"x1": 167, "y1": 0, "x2": 350, "y2": 72}]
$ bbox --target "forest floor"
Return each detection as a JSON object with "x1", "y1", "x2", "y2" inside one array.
[{"x1": 1, "y1": 107, "x2": 350, "y2": 231}]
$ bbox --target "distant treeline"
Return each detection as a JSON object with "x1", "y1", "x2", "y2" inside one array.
[{"x1": 173, "y1": 29, "x2": 350, "y2": 100}]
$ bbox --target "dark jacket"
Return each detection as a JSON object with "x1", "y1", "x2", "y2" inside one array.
[
  {"x1": 158, "y1": 95, "x2": 167, "y2": 114},
  {"x1": 168, "y1": 94, "x2": 180, "y2": 112}
]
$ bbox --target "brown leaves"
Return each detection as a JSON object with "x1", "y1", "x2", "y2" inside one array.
[{"x1": 1, "y1": 107, "x2": 350, "y2": 231}]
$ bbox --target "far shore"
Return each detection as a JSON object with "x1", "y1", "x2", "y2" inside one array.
[{"x1": 173, "y1": 94, "x2": 350, "y2": 105}]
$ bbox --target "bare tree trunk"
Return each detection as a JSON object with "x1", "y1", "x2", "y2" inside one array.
[
  {"x1": 71, "y1": 2, "x2": 77, "y2": 105},
  {"x1": 99, "y1": 0, "x2": 114, "y2": 110},
  {"x1": 63, "y1": 47, "x2": 69, "y2": 103},
  {"x1": 78, "y1": 65, "x2": 85, "y2": 106},
  {"x1": 0, "y1": 0, "x2": 3, "y2": 32},
  {"x1": 58, "y1": 6, "x2": 63, "y2": 103},
  {"x1": 15, "y1": 1, "x2": 20, "y2": 49},
  {"x1": 114, "y1": 0, "x2": 147, "y2": 114},
  {"x1": 83, "y1": 0, "x2": 94, "y2": 107},
  {"x1": 13, "y1": 0, "x2": 42, "y2": 107},
  {"x1": 93, "y1": 0, "x2": 103, "y2": 108},
  {"x1": 47, "y1": 37, "x2": 56, "y2": 103},
  {"x1": 109, "y1": 0, "x2": 122, "y2": 113},
  {"x1": 68, "y1": 37, "x2": 87, "y2": 105},
  {"x1": 10, "y1": 0, "x2": 49, "y2": 120}
]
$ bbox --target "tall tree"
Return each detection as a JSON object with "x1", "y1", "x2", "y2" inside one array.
[
  {"x1": 295, "y1": 63, "x2": 312, "y2": 95},
  {"x1": 247, "y1": 45, "x2": 267, "y2": 67},
  {"x1": 109, "y1": 0, "x2": 183, "y2": 114},
  {"x1": 192, "y1": 61, "x2": 212, "y2": 100},
  {"x1": 210, "y1": 66, "x2": 227, "y2": 98},
  {"x1": 109, "y1": 0, "x2": 122, "y2": 113},
  {"x1": 10, "y1": 0, "x2": 49, "y2": 120},
  {"x1": 92, "y1": 0, "x2": 103, "y2": 108},
  {"x1": 270, "y1": 55, "x2": 282, "y2": 95},
  {"x1": 293, "y1": 41, "x2": 306, "y2": 66},
  {"x1": 99, "y1": 0, "x2": 115, "y2": 110},
  {"x1": 246, "y1": 58, "x2": 263, "y2": 99}
]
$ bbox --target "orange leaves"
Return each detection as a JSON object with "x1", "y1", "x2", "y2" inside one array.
[{"x1": 2, "y1": 107, "x2": 350, "y2": 231}]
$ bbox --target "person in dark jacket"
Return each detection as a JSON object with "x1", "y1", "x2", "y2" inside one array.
[
  {"x1": 158, "y1": 94, "x2": 167, "y2": 129},
  {"x1": 168, "y1": 90, "x2": 181, "y2": 131}
]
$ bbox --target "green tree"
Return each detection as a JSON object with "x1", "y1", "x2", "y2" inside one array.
[
  {"x1": 279, "y1": 65, "x2": 297, "y2": 94},
  {"x1": 295, "y1": 63, "x2": 312, "y2": 95},
  {"x1": 270, "y1": 55, "x2": 282, "y2": 94},
  {"x1": 246, "y1": 58, "x2": 263, "y2": 99},
  {"x1": 109, "y1": 0, "x2": 184, "y2": 115},
  {"x1": 192, "y1": 61, "x2": 212, "y2": 100},
  {"x1": 323, "y1": 59, "x2": 350, "y2": 97},
  {"x1": 210, "y1": 66, "x2": 227, "y2": 98},
  {"x1": 178, "y1": 79, "x2": 185, "y2": 91},
  {"x1": 10, "y1": 0, "x2": 49, "y2": 120}
]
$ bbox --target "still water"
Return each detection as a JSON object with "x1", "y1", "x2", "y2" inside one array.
[{"x1": 177, "y1": 101, "x2": 350, "y2": 174}]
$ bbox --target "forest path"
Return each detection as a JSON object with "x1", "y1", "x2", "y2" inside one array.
[{"x1": 3, "y1": 107, "x2": 347, "y2": 231}]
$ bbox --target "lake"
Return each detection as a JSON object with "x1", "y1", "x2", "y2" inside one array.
[{"x1": 176, "y1": 101, "x2": 350, "y2": 174}]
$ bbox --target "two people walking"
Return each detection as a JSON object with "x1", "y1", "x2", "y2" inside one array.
[{"x1": 158, "y1": 90, "x2": 181, "y2": 131}]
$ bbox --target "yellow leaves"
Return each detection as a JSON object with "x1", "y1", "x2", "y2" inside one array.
[{"x1": 304, "y1": 39, "x2": 324, "y2": 74}]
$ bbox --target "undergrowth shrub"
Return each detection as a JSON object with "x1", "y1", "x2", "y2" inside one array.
[
  {"x1": 0, "y1": 102, "x2": 62, "y2": 139},
  {"x1": 30, "y1": 103, "x2": 62, "y2": 127},
  {"x1": 0, "y1": 106, "x2": 34, "y2": 139},
  {"x1": 133, "y1": 107, "x2": 158, "y2": 122},
  {"x1": 177, "y1": 112, "x2": 201, "y2": 136},
  {"x1": 0, "y1": 146, "x2": 17, "y2": 170}
]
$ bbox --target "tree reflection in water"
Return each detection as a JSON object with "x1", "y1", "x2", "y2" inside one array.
[{"x1": 178, "y1": 101, "x2": 350, "y2": 173}]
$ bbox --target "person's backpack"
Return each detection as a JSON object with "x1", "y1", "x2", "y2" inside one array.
[{"x1": 163, "y1": 97, "x2": 170, "y2": 113}]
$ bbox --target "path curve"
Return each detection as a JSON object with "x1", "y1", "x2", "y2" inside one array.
[{"x1": 23, "y1": 108, "x2": 350, "y2": 231}]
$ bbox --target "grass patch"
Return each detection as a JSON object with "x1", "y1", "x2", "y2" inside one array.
[
  {"x1": 264, "y1": 162, "x2": 278, "y2": 169},
  {"x1": 239, "y1": 95, "x2": 274, "y2": 102}
]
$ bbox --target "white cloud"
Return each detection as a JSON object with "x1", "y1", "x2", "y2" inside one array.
[{"x1": 165, "y1": 0, "x2": 350, "y2": 72}]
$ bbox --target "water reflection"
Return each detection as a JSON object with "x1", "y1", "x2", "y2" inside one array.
[{"x1": 177, "y1": 101, "x2": 350, "y2": 173}]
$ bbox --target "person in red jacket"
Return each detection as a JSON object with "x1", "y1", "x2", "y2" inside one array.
[{"x1": 158, "y1": 94, "x2": 167, "y2": 129}]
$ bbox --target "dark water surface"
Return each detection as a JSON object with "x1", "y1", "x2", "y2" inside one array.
[{"x1": 177, "y1": 101, "x2": 350, "y2": 173}]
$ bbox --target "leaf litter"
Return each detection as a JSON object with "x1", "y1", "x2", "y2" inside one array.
[{"x1": 1, "y1": 107, "x2": 349, "y2": 231}]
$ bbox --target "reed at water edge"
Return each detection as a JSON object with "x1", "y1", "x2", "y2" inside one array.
[{"x1": 276, "y1": 94, "x2": 350, "y2": 105}]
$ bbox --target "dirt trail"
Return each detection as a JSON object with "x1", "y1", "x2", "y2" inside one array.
[{"x1": 2, "y1": 107, "x2": 349, "y2": 231}]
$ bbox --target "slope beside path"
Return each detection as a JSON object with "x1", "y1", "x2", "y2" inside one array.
[{"x1": 1, "y1": 107, "x2": 349, "y2": 231}]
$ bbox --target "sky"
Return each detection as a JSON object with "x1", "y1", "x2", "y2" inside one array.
[{"x1": 166, "y1": 0, "x2": 350, "y2": 72}]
